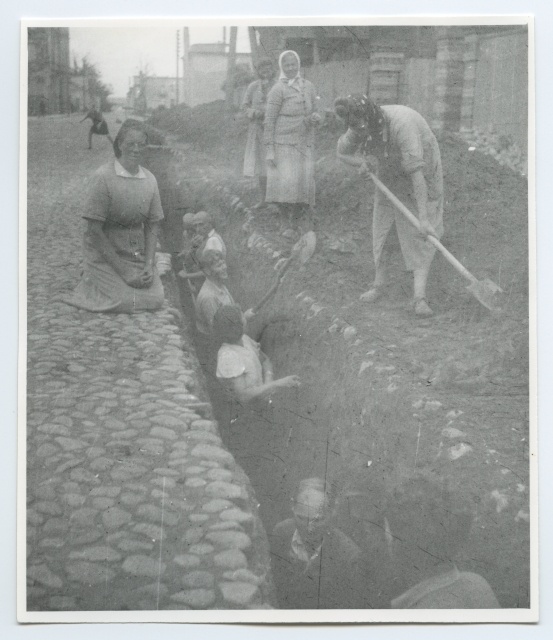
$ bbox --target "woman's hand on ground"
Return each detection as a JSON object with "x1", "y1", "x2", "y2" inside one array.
[{"x1": 244, "y1": 308, "x2": 256, "y2": 321}]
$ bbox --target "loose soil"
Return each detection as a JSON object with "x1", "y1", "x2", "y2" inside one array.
[{"x1": 146, "y1": 100, "x2": 530, "y2": 608}]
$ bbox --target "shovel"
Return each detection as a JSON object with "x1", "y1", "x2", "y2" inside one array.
[
  {"x1": 369, "y1": 173, "x2": 503, "y2": 312},
  {"x1": 252, "y1": 231, "x2": 317, "y2": 313}
]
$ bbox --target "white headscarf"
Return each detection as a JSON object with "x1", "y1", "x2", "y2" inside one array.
[{"x1": 278, "y1": 50, "x2": 302, "y2": 86}]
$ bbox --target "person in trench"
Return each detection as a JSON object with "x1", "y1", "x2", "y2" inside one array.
[
  {"x1": 335, "y1": 94, "x2": 444, "y2": 317},
  {"x1": 193, "y1": 250, "x2": 254, "y2": 376},
  {"x1": 384, "y1": 471, "x2": 500, "y2": 609},
  {"x1": 270, "y1": 477, "x2": 369, "y2": 609},
  {"x1": 178, "y1": 211, "x2": 227, "y2": 295},
  {"x1": 212, "y1": 304, "x2": 300, "y2": 482},
  {"x1": 241, "y1": 58, "x2": 277, "y2": 206},
  {"x1": 264, "y1": 50, "x2": 321, "y2": 235},
  {"x1": 61, "y1": 120, "x2": 164, "y2": 313}
]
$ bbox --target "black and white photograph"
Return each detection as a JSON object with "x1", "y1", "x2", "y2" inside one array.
[{"x1": 18, "y1": 15, "x2": 536, "y2": 624}]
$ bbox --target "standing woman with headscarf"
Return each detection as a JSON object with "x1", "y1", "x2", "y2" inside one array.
[
  {"x1": 264, "y1": 50, "x2": 321, "y2": 231},
  {"x1": 241, "y1": 58, "x2": 277, "y2": 205},
  {"x1": 335, "y1": 95, "x2": 444, "y2": 317}
]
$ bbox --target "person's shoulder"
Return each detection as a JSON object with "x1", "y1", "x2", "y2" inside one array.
[
  {"x1": 457, "y1": 571, "x2": 499, "y2": 597},
  {"x1": 140, "y1": 166, "x2": 158, "y2": 183}
]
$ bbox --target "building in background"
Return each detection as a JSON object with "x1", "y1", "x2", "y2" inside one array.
[
  {"x1": 254, "y1": 25, "x2": 528, "y2": 151},
  {"x1": 182, "y1": 42, "x2": 251, "y2": 108},
  {"x1": 127, "y1": 75, "x2": 185, "y2": 113},
  {"x1": 28, "y1": 27, "x2": 71, "y2": 116}
]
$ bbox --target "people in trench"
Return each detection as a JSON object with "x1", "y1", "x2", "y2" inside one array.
[
  {"x1": 270, "y1": 477, "x2": 369, "y2": 609},
  {"x1": 213, "y1": 304, "x2": 300, "y2": 405},
  {"x1": 241, "y1": 58, "x2": 277, "y2": 206},
  {"x1": 335, "y1": 93, "x2": 444, "y2": 317},
  {"x1": 193, "y1": 251, "x2": 254, "y2": 373},
  {"x1": 61, "y1": 120, "x2": 165, "y2": 313},
  {"x1": 178, "y1": 210, "x2": 226, "y2": 278},
  {"x1": 264, "y1": 50, "x2": 322, "y2": 234},
  {"x1": 384, "y1": 471, "x2": 500, "y2": 608}
]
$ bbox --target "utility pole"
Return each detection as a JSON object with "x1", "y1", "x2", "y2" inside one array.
[
  {"x1": 248, "y1": 27, "x2": 259, "y2": 67},
  {"x1": 176, "y1": 30, "x2": 180, "y2": 106},
  {"x1": 225, "y1": 26, "x2": 238, "y2": 111}
]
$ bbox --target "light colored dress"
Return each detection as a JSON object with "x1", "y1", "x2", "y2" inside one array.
[
  {"x1": 338, "y1": 104, "x2": 443, "y2": 271},
  {"x1": 242, "y1": 79, "x2": 272, "y2": 177},
  {"x1": 63, "y1": 160, "x2": 164, "y2": 313},
  {"x1": 264, "y1": 78, "x2": 319, "y2": 206}
]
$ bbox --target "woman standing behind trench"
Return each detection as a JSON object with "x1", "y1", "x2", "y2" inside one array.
[
  {"x1": 264, "y1": 50, "x2": 321, "y2": 231},
  {"x1": 241, "y1": 58, "x2": 277, "y2": 205}
]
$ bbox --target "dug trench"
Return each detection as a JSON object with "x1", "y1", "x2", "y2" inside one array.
[{"x1": 143, "y1": 106, "x2": 529, "y2": 608}]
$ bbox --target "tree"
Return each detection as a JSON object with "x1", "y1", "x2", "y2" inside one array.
[{"x1": 72, "y1": 56, "x2": 112, "y2": 112}]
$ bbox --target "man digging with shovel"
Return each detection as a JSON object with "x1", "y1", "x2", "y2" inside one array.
[{"x1": 335, "y1": 94, "x2": 443, "y2": 318}]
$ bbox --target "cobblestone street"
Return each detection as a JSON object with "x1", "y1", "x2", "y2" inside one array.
[{"x1": 25, "y1": 114, "x2": 274, "y2": 612}]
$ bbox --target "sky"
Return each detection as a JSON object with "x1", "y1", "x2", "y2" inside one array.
[{"x1": 69, "y1": 25, "x2": 251, "y2": 98}]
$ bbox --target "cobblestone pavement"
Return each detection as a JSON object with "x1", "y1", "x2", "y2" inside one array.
[{"x1": 25, "y1": 115, "x2": 274, "y2": 612}]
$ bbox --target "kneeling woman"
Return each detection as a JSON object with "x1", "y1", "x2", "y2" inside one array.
[{"x1": 63, "y1": 121, "x2": 164, "y2": 313}]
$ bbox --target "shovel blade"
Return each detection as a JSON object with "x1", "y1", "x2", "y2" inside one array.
[{"x1": 467, "y1": 278, "x2": 503, "y2": 312}]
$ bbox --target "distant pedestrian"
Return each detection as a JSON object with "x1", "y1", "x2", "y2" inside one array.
[
  {"x1": 241, "y1": 58, "x2": 277, "y2": 205},
  {"x1": 38, "y1": 97, "x2": 47, "y2": 117},
  {"x1": 385, "y1": 471, "x2": 500, "y2": 608},
  {"x1": 62, "y1": 121, "x2": 164, "y2": 313},
  {"x1": 264, "y1": 50, "x2": 321, "y2": 232},
  {"x1": 336, "y1": 94, "x2": 444, "y2": 317},
  {"x1": 270, "y1": 477, "x2": 368, "y2": 609},
  {"x1": 80, "y1": 106, "x2": 114, "y2": 150}
]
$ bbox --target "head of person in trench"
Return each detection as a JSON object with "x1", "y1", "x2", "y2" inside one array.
[
  {"x1": 197, "y1": 249, "x2": 228, "y2": 282},
  {"x1": 190, "y1": 210, "x2": 215, "y2": 238},
  {"x1": 384, "y1": 471, "x2": 474, "y2": 580},
  {"x1": 213, "y1": 304, "x2": 245, "y2": 346},
  {"x1": 113, "y1": 120, "x2": 148, "y2": 160},
  {"x1": 292, "y1": 478, "x2": 336, "y2": 550},
  {"x1": 334, "y1": 94, "x2": 387, "y2": 158}
]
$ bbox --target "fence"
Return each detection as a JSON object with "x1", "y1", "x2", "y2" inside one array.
[{"x1": 301, "y1": 28, "x2": 527, "y2": 153}]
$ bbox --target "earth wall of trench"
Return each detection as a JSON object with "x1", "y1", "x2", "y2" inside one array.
[{"x1": 148, "y1": 142, "x2": 530, "y2": 610}]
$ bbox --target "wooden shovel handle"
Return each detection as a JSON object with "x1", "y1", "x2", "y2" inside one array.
[
  {"x1": 252, "y1": 256, "x2": 293, "y2": 313},
  {"x1": 369, "y1": 173, "x2": 478, "y2": 285}
]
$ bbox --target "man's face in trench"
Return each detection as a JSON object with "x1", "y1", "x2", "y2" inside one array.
[{"x1": 293, "y1": 489, "x2": 331, "y2": 547}]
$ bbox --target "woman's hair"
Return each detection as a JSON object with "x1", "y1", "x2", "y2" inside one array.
[
  {"x1": 113, "y1": 120, "x2": 148, "y2": 158},
  {"x1": 197, "y1": 249, "x2": 224, "y2": 272},
  {"x1": 385, "y1": 471, "x2": 474, "y2": 560},
  {"x1": 334, "y1": 94, "x2": 387, "y2": 156},
  {"x1": 213, "y1": 304, "x2": 244, "y2": 344}
]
